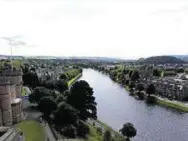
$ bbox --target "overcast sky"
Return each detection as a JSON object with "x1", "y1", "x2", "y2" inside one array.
[{"x1": 0, "y1": 0, "x2": 187, "y2": 59}]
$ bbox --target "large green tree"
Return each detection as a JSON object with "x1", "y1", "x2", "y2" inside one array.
[
  {"x1": 68, "y1": 80, "x2": 97, "y2": 121},
  {"x1": 131, "y1": 70, "x2": 140, "y2": 81},
  {"x1": 119, "y1": 123, "x2": 137, "y2": 141},
  {"x1": 38, "y1": 97, "x2": 57, "y2": 118},
  {"x1": 55, "y1": 79, "x2": 68, "y2": 93},
  {"x1": 23, "y1": 72, "x2": 40, "y2": 88},
  {"x1": 146, "y1": 84, "x2": 155, "y2": 97},
  {"x1": 29, "y1": 87, "x2": 52, "y2": 104},
  {"x1": 53, "y1": 102, "x2": 78, "y2": 126},
  {"x1": 153, "y1": 69, "x2": 161, "y2": 77}
]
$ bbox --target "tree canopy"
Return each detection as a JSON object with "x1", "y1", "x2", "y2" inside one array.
[
  {"x1": 38, "y1": 97, "x2": 57, "y2": 117},
  {"x1": 119, "y1": 122, "x2": 137, "y2": 141},
  {"x1": 68, "y1": 80, "x2": 97, "y2": 121},
  {"x1": 53, "y1": 102, "x2": 78, "y2": 126},
  {"x1": 146, "y1": 84, "x2": 155, "y2": 97}
]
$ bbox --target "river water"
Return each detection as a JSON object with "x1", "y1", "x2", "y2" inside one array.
[{"x1": 79, "y1": 69, "x2": 188, "y2": 141}]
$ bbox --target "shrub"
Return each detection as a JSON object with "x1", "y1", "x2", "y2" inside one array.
[
  {"x1": 61, "y1": 125, "x2": 77, "y2": 138},
  {"x1": 137, "y1": 91, "x2": 145, "y2": 100},
  {"x1": 104, "y1": 130, "x2": 112, "y2": 141},
  {"x1": 96, "y1": 127, "x2": 103, "y2": 135},
  {"x1": 146, "y1": 96, "x2": 157, "y2": 104},
  {"x1": 76, "y1": 121, "x2": 89, "y2": 138}
]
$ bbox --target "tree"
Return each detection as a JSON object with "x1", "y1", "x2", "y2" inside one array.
[
  {"x1": 129, "y1": 81, "x2": 135, "y2": 93},
  {"x1": 136, "y1": 83, "x2": 144, "y2": 91},
  {"x1": 61, "y1": 125, "x2": 77, "y2": 138},
  {"x1": 104, "y1": 130, "x2": 112, "y2": 141},
  {"x1": 119, "y1": 123, "x2": 137, "y2": 141},
  {"x1": 128, "y1": 70, "x2": 133, "y2": 78},
  {"x1": 23, "y1": 72, "x2": 40, "y2": 88},
  {"x1": 76, "y1": 120, "x2": 89, "y2": 138},
  {"x1": 59, "y1": 73, "x2": 67, "y2": 80},
  {"x1": 55, "y1": 80, "x2": 68, "y2": 93},
  {"x1": 131, "y1": 70, "x2": 139, "y2": 81},
  {"x1": 68, "y1": 80, "x2": 97, "y2": 121},
  {"x1": 38, "y1": 97, "x2": 57, "y2": 118},
  {"x1": 53, "y1": 102, "x2": 78, "y2": 126},
  {"x1": 29, "y1": 87, "x2": 51, "y2": 104},
  {"x1": 146, "y1": 84, "x2": 155, "y2": 97},
  {"x1": 153, "y1": 69, "x2": 161, "y2": 77}
]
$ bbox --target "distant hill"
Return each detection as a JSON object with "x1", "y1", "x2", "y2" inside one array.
[
  {"x1": 138, "y1": 56, "x2": 186, "y2": 64},
  {"x1": 173, "y1": 55, "x2": 188, "y2": 62}
]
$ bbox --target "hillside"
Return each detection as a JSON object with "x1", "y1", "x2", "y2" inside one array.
[
  {"x1": 138, "y1": 56, "x2": 186, "y2": 64},
  {"x1": 173, "y1": 55, "x2": 188, "y2": 62}
]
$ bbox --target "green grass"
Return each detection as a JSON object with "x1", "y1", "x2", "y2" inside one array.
[
  {"x1": 16, "y1": 120, "x2": 45, "y2": 141},
  {"x1": 21, "y1": 87, "x2": 26, "y2": 96},
  {"x1": 86, "y1": 124, "x2": 103, "y2": 141},
  {"x1": 97, "y1": 121, "x2": 124, "y2": 141},
  {"x1": 157, "y1": 98, "x2": 188, "y2": 112},
  {"x1": 68, "y1": 73, "x2": 82, "y2": 86}
]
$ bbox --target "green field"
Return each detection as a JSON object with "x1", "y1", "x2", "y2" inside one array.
[
  {"x1": 16, "y1": 120, "x2": 45, "y2": 141},
  {"x1": 21, "y1": 87, "x2": 27, "y2": 96},
  {"x1": 157, "y1": 98, "x2": 188, "y2": 112},
  {"x1": 68, "y1": 73, "x2": 82, "y2": 87}
]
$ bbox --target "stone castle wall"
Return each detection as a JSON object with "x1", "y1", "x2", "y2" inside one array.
[{"x1": 0, "y1": 69, "x2": 23, "y2": 126}]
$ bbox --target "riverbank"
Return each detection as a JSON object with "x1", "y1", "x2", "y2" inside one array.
[
  {"x1": 86, "y1": 120, "x2": 124, "y2": 141},
  {"x1": 98, "y1": 69, "x2": 188, "y2": 113},
  {"x1": 68, "y1": 73, "x2": 82, "y2": 87},
  {"x1": 124, "y1": 84, "x2": 188, "y2": 112},
  {"x1": 156, "y1": 96, "x2": 188, "y2": 112}
]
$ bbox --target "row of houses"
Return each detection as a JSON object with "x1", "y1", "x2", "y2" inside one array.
[{"x1": 141, "y1": 75, "x2": 188, "y2": 100}]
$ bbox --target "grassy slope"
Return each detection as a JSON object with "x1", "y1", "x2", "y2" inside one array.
[
  {"x1": 21, "y1": 87, "x2": 26, "y2": 96},
  {"x1": 68, "y1": 73, "x2": 82, "y2": 86},
  {"x1": 86, "y1": 124, "x2": 103, "y2": 141},
  {"x1": 16, "y1": 120, "x2": 45, "y2": 141},
  {"x1": 157, "y1": 98, "x2": 188, "y2": 112},
  {"x1": 97, "y1": 121, "x2": 124, "y2": 141}
]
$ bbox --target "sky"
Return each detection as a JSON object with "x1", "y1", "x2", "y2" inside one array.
[{"x1": 0, "y1": 0, "x2": 188, "y2": 59}]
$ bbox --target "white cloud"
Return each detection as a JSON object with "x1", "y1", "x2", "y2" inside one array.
[{"x1": 0, "y1": 0, "x2": 187, "y2": 59}]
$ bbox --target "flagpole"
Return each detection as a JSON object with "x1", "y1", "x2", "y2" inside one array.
[{"x1": 9, "y1": 40, "x2": 13, "y2": 70}]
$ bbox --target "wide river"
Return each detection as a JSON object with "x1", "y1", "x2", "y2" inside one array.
[{"x1": 79, "y1": 69, "x2": 188, "y2": 141}]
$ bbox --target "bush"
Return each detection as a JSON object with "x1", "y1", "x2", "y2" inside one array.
[
  {"x1": 137, "y1": 92, "x2": 145, "y2": 100},
  {"x1": 96, "y1": 127, "x2": 103, "y2": 135},
  {"x1": 146, "y1": 96, "x2": 157, "y2": 104},
  {"x1": 76, "y1": 121, "x2": 89, "y2": 138},
  {"x1": 104, "y1": 130, "x2": 112, "y2": 141},
  {"x1": 61, "y1": 125, "x2": 77, "y2": 138}
]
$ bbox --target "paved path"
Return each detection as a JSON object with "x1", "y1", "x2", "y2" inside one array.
[
  {"x1": 42, "y1": 122, "x2": 56, "y2": 141},
  {"x1": 22, "y1": 98, "x2": 56, "y2": 141}
]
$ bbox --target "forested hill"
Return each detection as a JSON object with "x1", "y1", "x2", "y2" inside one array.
[{"x1": 137, "y1": 56, "x2": 186, "y2": 64}]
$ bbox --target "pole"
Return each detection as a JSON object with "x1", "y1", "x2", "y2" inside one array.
[{"x1": 10, "y1": 41, "x2": 13, "y2": 70}]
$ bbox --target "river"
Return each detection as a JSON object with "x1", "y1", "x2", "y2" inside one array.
[{"x1": 79, "y1": 69, "x2": 188, "y2": 141}]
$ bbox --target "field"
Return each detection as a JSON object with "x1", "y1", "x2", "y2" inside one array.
[{"x1": 16, "y1": 120, "x2": 45, "y2": 141}]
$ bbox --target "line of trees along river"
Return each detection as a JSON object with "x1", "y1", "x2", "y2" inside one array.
[{"x1": 79, "y1": 69, "x2": 188, "y2": 141}]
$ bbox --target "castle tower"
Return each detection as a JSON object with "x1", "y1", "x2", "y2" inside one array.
[
  {"x1": 0, "y1": 78, "x2": 13, "y2": 126},
  {"x1": 0, "y1": 67, "x2": 23, "y2": 126}
]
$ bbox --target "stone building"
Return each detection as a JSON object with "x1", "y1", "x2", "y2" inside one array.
[{"x1": 0, "y1": 68, "x2": 23, "y2": 126}]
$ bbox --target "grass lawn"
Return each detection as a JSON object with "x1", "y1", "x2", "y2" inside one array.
[
  {"x1": 86, "y1": 124, "x2": 103, "y2": 141},
  {"x1": 16, "y1": 120, "x2": 45, "y2": 141},
  {"x1": 68, "y1": 73, "x2": 82, "y2": 87},
  {"x1": 157, "y1": 98, "x2": 188, "y2": 112},
  {"x1": 21, "y1": 87, "x2": 26, "y2": 96}
]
